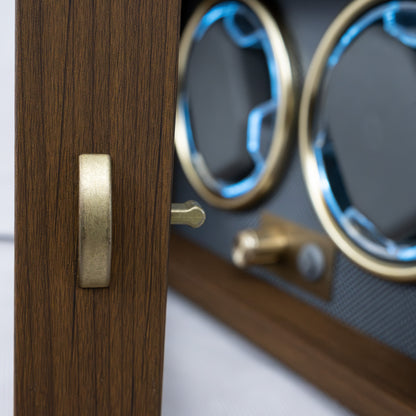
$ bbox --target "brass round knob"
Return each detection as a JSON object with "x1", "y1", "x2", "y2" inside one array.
[{"x1": 232, "y1": 227, "x2": 287, "y2": 268}]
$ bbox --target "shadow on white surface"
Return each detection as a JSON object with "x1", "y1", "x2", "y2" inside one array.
[
  {"x1": 162, "y1": 290, "x2": 355, "y2": 416},
  {"x1": 0, "y1": 243, "x2": 13, "y2": 416}
]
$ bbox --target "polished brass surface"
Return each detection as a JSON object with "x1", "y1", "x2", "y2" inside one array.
[
  {"x1": 232, "y1": 213, "x2": 336, "y2": 300},
  {"x1": 175, "y1": 0, "x2": 296, "y2": 209},
  {"x1": 171, "y1": 200, "x2": 206, "y2": 228},
  {"x1": 299, "y1": 0, "x2": 416, "y2": 281},
  {"x1": 79, "y1": 154, "x2": 112, "y2": 288},
  {"x1": 232, "y1": 228, "x2": 287, "y2": 268}
]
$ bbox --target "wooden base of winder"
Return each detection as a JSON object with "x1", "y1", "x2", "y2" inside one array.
[{"x1": 169, "y1": 233, "x2": 416, "y2": 416}]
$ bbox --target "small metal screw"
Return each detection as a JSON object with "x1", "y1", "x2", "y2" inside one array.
[{"x1": 296, "y1": 243, "x2": 326, "y2": 282}]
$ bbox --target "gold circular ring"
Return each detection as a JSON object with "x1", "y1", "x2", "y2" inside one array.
[
  {"x1": 175, "y1": 0, "x2": 296, "y2": 209},
  {"x1": 299, "y1": 0, "x2": 416, "y2": 281}
]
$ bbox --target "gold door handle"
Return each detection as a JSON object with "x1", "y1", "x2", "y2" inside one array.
[
  {"x1": 171, "y1": 200, "x2": 206, "y2": 228},
  {"x1": 79, "y1": 154, "x2": 112, "y2": 288}
]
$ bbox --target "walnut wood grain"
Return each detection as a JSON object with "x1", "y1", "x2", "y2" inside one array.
[
  {"x1": 15, "y1": 1, "x2": 181, "y2": 414},
  {"x1": 169, "y1": 234, "x2": 416, "y2": 416}
]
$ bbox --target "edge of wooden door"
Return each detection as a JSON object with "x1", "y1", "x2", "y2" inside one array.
[{"x1": 15, "y1": 1, "x2": 181, "y2": 414}]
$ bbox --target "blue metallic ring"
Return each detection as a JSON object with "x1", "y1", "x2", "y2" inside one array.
[
  {"x1": 175, "y1": 0, "x2": 295, "y2": 209},
  {"x1": 299, "y1": 0, "x2": 416, "y2": 280}
]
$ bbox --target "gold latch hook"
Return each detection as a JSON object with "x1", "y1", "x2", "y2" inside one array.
[{"x1": 171, "y1": 200, "x2": 206, "y2": 228}]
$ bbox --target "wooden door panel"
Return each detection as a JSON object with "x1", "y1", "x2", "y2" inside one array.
[{"x1": 15, "y1": 1, "x2": 181, "y2": 414}]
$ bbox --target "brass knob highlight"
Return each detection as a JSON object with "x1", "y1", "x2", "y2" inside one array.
[
  {"x1": 171, "y1": 200, "x2": 206, "y2": 228},
  {"x1": 232, "y1": 227, "x2": 287, "y2": 268}
]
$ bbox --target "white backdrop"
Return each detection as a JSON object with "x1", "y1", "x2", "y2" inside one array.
[
  {"x1": 162, "y1": 291, "x2": 354, "y2": 416},
  {"x1": 1, "y1": 1, "x2": 353, "y2": 414},
  {"x1": 0, "y1": 0, "x2": 15, "y2": 236},
  {"x1": 0, "y1": 0, "x2": 15, "y2": 414}
]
